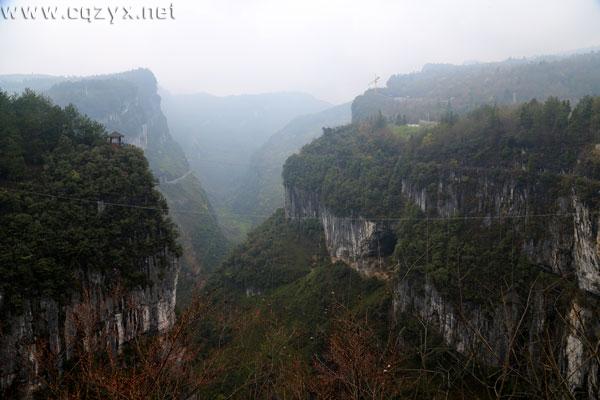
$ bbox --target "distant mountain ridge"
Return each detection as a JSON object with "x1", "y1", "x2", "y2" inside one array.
[
  {"x1": 353, "y1": 51, "x2": 600, "y2": 122},
  {"x1": 46, "y1": 70, "x2": 189, "y2": 181},
  {"x1": 0, "y1": 74, "x2": 68, "y2": 93}
]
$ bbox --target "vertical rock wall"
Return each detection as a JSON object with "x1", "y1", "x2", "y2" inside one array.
[{"x1": 0, "y1": 252, "x2": 179, "y2": 397}]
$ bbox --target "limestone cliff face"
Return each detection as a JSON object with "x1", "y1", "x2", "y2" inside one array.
[
  {"x1": 284, "y1": 186, "x2": 394, "y2": 277},
  {"x1": 397, "y1": 171, "x2": 600, "y2": 396},
  {"x1": 284, "y1": 170, "x2": 600, "y2": 398},
  {"x1": 46, "y1": 69, "x2": 188, "y2": 182},
  {"x1": 393, "y1": 278, "x2": 546, "y2": 366},
  {"x1": 573, "y1": 199, "x2": 600, "y2": 295},
  {"x1": 0, "y1": 251, "x2": 179, "y2": 397},
  {"x1": 398, "y1": 171, "x2": 600, "y2": 295},
  {"x1": 393, "y1": 275, "x2": 599, "y2": 397}
]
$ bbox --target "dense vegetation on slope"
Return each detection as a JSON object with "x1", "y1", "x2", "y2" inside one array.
[
  {"x1": 231, "y1": 103, "x2": 351, "y2": 230},
  {"x1": 199, "y1": 211, "x2": 448, "y2": 399},
  {"x1": 0, "y1": 91, "x2": 180, "y2": 313},
  {"x1": 284, "y1": 97, "x2": 600, "y2": 309},
  {"x1": 286, "y1": 97, "x2": 600, "y2": 217},
  {"x1": 196, "y1": 211, "x2": 528, "y2": 398},
  {"x1": 353, "y1": 51, "x2": 600, "y2": 122},
  {"x1": 19, "y1": 70, "x2": 231, "y2": 303},
  {"x1": 212, "y1": 209, "x2": 329, "y2": 295}
]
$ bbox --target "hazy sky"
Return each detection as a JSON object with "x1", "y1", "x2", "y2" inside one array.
[{"x1": 1, "y1": 0, "x2": 600, "y2": 103}]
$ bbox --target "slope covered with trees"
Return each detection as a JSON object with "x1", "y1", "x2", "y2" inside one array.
[
  {"x1": 281, "y1": 97, "x2": 600, "y2": 397},
  {"x1": 0, "y1": 71, "x2": 230, "y2": 304},
  {"x1": 0, "y1": 90, "x2": 180, "y2": 313},
  {"x1": 288, "y1": 97, "x2": 600, "y2": 217},
  {"x1": 40, "y1": 70, "x2": 228, "y2": 302},
  {"x1": 196, "y1": 211, "x2": 405, "y2": 398}
]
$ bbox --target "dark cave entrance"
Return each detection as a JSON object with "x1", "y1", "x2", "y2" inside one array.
[{"x1": 368, "y1": 229, "x2": 398, "y2": 258}]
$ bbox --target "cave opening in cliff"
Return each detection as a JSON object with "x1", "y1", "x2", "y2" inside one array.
[{"x1": 372, "y1": 230, "x2": 398, "y2": 258}]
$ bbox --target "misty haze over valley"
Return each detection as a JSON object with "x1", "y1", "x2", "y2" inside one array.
[{"x1": 2, "y1": 1, "x2": 600, "y2": 399}]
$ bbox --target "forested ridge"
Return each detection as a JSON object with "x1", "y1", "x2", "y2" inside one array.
[
  {"x1": 286, "y1": 96, "x2": 600, "y2": 216},
  {"x1": 282, "y1": 96, "x2": 600, "y2": 302},
  {"x1": 36, "y1": 69, "x2": 230, "y2": 303},
  {"x1": 193, "y1": 211, "x2": 395, "y2": 398},
  {"x1": 0, "y1": 91, "x2": 180, "y2": 313}
]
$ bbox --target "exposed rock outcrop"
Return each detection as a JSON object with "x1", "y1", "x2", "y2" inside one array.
[
  {"x1": 0, "y1": 252, "x2": 179, "y2": 398},
  {"x1": 285, "y1": 185, "x2": 395, "y2": 277}
]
